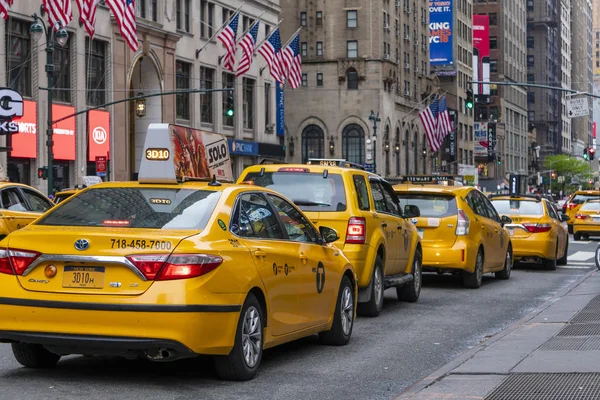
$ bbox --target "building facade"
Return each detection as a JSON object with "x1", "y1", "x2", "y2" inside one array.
[
  {"x1": 1, "y1": 0, "x2": 282, "y2": 193},
  {"x1": 279, "y1": 0, "x2": 437, "y2": 179},
  {"x1": 571, "y1": 0, "x2": 593, "y2": 148}
]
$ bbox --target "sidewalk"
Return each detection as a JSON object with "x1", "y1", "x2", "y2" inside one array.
[{"x1": 396, "y1": 269, "x2": 600, "y2": 400}]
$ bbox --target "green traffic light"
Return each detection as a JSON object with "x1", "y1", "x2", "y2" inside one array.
[
  {"x1": 466, "y1": 102, "x2": 474, "y2": 109},
  {"x1": 226, "y1": 109, "x2": 234, "y2": 117}
]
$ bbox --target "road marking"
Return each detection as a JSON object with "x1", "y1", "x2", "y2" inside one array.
[
  {"x1": 559, "y1": 265, "x2": 594, "y2": 269},
  {"x1": 568, "y1": 251, "x2": 596, "y2": 261},
  {"x1": 570, "y1": 241, "x2": 592, "y2": 244}
]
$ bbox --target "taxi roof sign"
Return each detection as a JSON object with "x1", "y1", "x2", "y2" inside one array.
[
  {"x1": 138, "y1": 123, "x2": 233, "y2": 184},
  {"x1": 306, "y1": 158, "x2": 365, "y2": 170}
]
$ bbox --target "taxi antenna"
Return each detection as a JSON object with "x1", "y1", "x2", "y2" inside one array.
[{"x1": 208, "y1": 174, "x2": 222, "y2": 187}]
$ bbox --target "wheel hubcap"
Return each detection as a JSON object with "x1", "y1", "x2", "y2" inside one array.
[
  {"x1": 340, "y1": 286, "x2": 354, "y2": 336},
  {"x1": 476, "y1": 253, "x2": 483, "y2": 281},
  {"x1": 374, "y1": 268, "x2": 383, "y2": 306},
  {"x1": 506, "y1": 250, "x2": 512, "y2": 273},
  {"x1": 414, "y1": 256, "x2": 421, "y2": 290},
  {"x1": 241, "y1": 306, "x2": 262, "y2": 368}
]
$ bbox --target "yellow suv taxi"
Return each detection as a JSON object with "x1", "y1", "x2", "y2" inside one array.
[
  {"x1": 563, "y1": 190, "x2": 600, "y2": 234},
  {"x1": 572, "y1": 199, "x2": 600, "y2": 240},
  {"x1": 489, "y1": 194, "x2": 569, "y2": 270},
  {"x1": 237, "y1": 159, "x2": 423, "y2": 317},
  {"x1": 394, "y1": 183, "x2": 513, "y2": 288}
]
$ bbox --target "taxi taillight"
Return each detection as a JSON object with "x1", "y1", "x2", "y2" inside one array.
[
  {"x1": 523, "y1": 223, "x2": 552, "y2": 233},
  {"x1": 575, "y1": 214, "x2": 588, "y2": 220},
  {"x1": 456, "y1": 209, "x2": 470, "y2": 236},
  {"x1": 126, "y1": 254, "x2": 223, "y2": 281},
  {"x1": 567, "y1": 203, "x2": 578, "y2": 210},
  {"x1": 346, "y1": 217, "x2": 366, "y2": 244},
  {"x1": 0, "y1": 248, "x2": 41, "y2": 275}
]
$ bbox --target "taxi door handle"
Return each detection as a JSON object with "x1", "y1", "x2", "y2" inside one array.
[
  {"x1": 481, "y1": 225, "x2": 486, "y2": 230},
  {"x1": 397, "y1": 225, "x2": 403, "y2": 230},
  {"x1": 382, "y1": 222, "x2": 388, "y2": 228},
  {"x1": 300, "y1": 253, "x2": 308, "y2": 264},
  {"x1": 253, "y1": 250, "x2": 267, "y2": 260}
]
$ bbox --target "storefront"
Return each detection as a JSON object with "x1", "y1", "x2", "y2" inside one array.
[
  {"x1": 228, "y1": 139, "x2": 259, "y2": 178},
  {"x1": 258, "y1": 142, "x2": 286, "y2": 163},
  {"x1": 86, "y1": 109, "x2": 111, "y2": 178},
  {"x1": 8, "y1": 99, "x2": 37, "y2": 184}
]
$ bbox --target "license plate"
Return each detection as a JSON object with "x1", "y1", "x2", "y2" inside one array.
[
  {"x1": 593, "y1": 217, "x2": 600, "y2": 223},
  {"x1": 417, "y1": 228, "x2": 424, "y2": 239},
  {"x1": 62, "y1": 266, "x2": 105, "y2": 289},
  {"x1": 508, "y1": 228, "x2": 514, "y2": 236}
]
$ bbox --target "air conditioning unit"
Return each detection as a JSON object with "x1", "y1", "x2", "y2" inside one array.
[
  {"x1": 414, "y1": 40, "x2": 419, "y2": 45},
  {"x1": 404, "y1": 34, "x2": 410, "y2": 41},
  {"x1": 407, "y1": 7, "x2": 413, "y2": 14},
  {"x1": 384, "y1": 54, "x2": 391, "y2": 60},
  {"x1": 404, "y1": 62, "x2": 410, "y2": 70},
  {"x1": 395, "y1": 29, "x2": 400, "y2": 37},
  {"x1": 384, "y1": 23, "x2": 390, "y2": 31},
  {"x1": 405, "y1": 89, "x2": 411, "y2": 96},
  {"x1": 421, "y1": 16, "x2": 427, "y2": 24},
  {"x1": 396, "y1": 0, "x2": 401, "y2": 7},
  {"x1": 415, "y1": 67, "x2": 419, "y2": 72},
  {"x1": 422, "y1": 44, "x2": 427, "y2": 51}
]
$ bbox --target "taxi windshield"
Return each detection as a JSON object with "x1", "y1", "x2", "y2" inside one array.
[
  {"x1": 580, "y1": 201, "x2": 600, "y2": 211},
  {"x1": 36, "y1": 187, "x2": 221, "y2": 230},
  {"x1": 490, "y1": 200, "x2": 543, "y2": 216},
  {"x1": 242, "y1": 171, "x2": 347, "y2": 212},
  {"x1": 396, "y1": 194, "x2": 457, "y2": 218}
]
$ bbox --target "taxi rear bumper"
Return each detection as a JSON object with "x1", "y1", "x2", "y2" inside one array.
[
  {"x1": 511, "y1": 237, "x2": 554, "y2": 259},
  {"x1": 421, "y1": 238, "x2": 476, "y2": 272},
  {"x1": 573, "y1": 222, "x2": 600, "y2": 235}
]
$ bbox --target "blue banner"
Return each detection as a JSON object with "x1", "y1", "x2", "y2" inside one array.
[
  {"x1": 276, "y1": 85, "x2": 285, "y2": 137},
  {"x1": 429, "y1": 0, "x2": 453, "y2": 66},
  {"x1": 228, "y1": 139, "x2": 258, "y2": 156}
]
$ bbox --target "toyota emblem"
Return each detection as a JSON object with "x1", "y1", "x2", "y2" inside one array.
[
  {"x1": 92, "y1": 126, "x2": 107, "y2": 145},
  {"x1": 74, "y1": 239, "x2": 90, "y2": 251}
]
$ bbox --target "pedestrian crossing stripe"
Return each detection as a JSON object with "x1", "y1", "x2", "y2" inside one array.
[
  {"x1": 567, "y1": 251, "x2": 596, "y2": 262},
  {"x1": 558, "y1": 266, "x2": 594, "y2": 269}
]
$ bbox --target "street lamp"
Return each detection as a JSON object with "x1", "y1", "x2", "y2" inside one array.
[
  {"x1": 30, "y1": 13, "x2": 69, "y2": 196},
  {"x1": 369, "y1": 110, "x2": 381, "y2": 174}
]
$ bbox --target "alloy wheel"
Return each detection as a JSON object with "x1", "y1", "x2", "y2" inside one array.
[
  {"x1": 241, "y1": 306, "x2": 262, "y2": 368},
  {"x1": 374, "y1": 268, "x2": 383, "y2": 307},
  {"x1": 341, "y1": 286, "x2": 354, "y2": 336}
]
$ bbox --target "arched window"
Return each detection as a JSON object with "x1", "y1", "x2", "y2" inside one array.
[
  {"x1": 301, "y1": 125, "x2": 324, "y2": 163},
  {"x1": 395, "y1": 127, "x2": 401, "y2": 176},
  {"x1": 347, "y1": 68, "x2": 359, "y2": 90},
  {"x1": 342, "y1": 124, "x2": 365, "y2": 164}
]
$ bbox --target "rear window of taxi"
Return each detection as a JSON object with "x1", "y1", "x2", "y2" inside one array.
[
  {"x1": 572, "y1": 194, "x2": 600, "y2": 204},
  {"x1": 396, "y1": 194, "x2": 457, "y2": 217},
  {"x1": 36, "y1": 187, "x2": 221, "y2": 230},
  {"x1": 580, "y1": 201, "x2": 600, "y2": 212},
  {"x1": 490, "y1": 199, "x2": 543, "y2": 216},
  {"x1": 241, "y1": 171, "x2": 347, "y2": 212}
]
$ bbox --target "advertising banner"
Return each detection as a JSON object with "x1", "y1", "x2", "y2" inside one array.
[
  {"x1": 10, "y1": 100, "x2": 37, "y2": 158},
  {"x1": 276, "y1": 85, "x2": 285, "y2": 137},
  {"x1": 474, "y1": 122, "x2": 488, "y2": 158},
  {"x1": 448, "y1": 109, "x2": 457, "y2": 162},
  {"x1": 52, "y1": 104, "x2": 76, "y2": 160},
  {"x1": 487, "y1": 123, "x2": 496, "y2": 161},
  {"x1": 473, "y1": 15, "x2": 490, "y2": 101},
  {"x1": 170, "y1": 125, "x2": 233, "y2": 182},
  {"x1": 88, "y1": 109, "x2": 110, "y2": 162},
  {"x1": 429, "y1": 0, "x2": 453, "y2": 66}
]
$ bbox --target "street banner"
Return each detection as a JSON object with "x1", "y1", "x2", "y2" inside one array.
[
  {"x1": 472, "y1": 14, "x2": 490, "y2": 101},
  {"x1": 88, "y1": 109, "x2": 110, "y2": 162},
  {"x1": 487, "y1": 123, "x2": 496, "y2": 161},
  {"x1": 276, "y1": 84, "x2": 285, "y2": 136},
  {"x1": 429, "y1": 0, "x2": 453, "y2": 66},
  {"x1": 52, "y1": 104, "x2": 76, "y2": 161},
  {"x1": 10, "y1": 99, "x2": 37, "y2": 158},
  {"x1": 474, "y1": 122, "x2": 488, "y2": 158},
  {"x1": 448, "y1": 109, "x2": 457, "y2": 162}
]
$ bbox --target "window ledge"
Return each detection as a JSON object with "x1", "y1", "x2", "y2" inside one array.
[{"x1": 176, "y1": 29, "x2": 194, "y2": 38}]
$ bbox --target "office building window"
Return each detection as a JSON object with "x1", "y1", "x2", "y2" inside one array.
[
  {"x1": 176, "y1": 60, "x2": 191, "y2": 120},
  {"x1": 490, "y1": 36, "x2": 497, "y2": 49},
  {"x1": 53, "y1": 35, "x2": 71, "y2": 103},
  {"x1": 347, "y1": 41, "x2": 358, "y2": 58},
  {"x1": 265, "y1": 82, "x2": 271, "y2": 127},
  {"x1": 301, "y1": 42, "x2": 307, "y2": 57},
  {"x1": 346, "y1": 68, "x2": 358, "y2": 90},
  {"x1": 176, "y1": 0, "x2": 190, "y2": 32},
  {"x1": 490, "y1": 60, "x2": 497, "y2": 72},
  {"x1": 300, "y1": 12, "x2": 307, "y2": 26},
  {"x1": 347, "y1": 10, "x2": 357, "y2": 28},
  {"x1": 222, "y1": 72, "x2": 235, "y2": 127},
  {"x1": 243, "y1": 78, "x2": 254, "y2": 129},
  {"x1": 489, "y1": 13, "x2": 497, "y2": 25},
  {"x1": 316, "y1": 73, "x2": 323, "y2": 87},
  {"x1": 200, "y1": 66, "x2": 214, "y2": 124},
  {"x1": 316, "y1": 11, "x2": 323, "y2": 26},
  {"x1": 6, "y1": 19, "x2": 32, "y2": 97},
  {"x1": 151, "y1": 0, "x2": 158, "y2": 21},
  {"x1": 85, "y1": 38, "x2": 106, "y2": 107},
  {"x1": 527, "y1": 36, "x2": 534, "y2": 48},
  {"x1": 302, "y1": 74, "x2": 308, "y2": 86},
  {"x1": 316, "y1": 41, "x2": 323, "y2": 56},
  {"x1": 200, "y1": 0, "x2": 214, "y2": 38}
]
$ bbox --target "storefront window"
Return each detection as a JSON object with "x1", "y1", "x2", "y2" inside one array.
[{"x1": 7, "y1": 159, "x2": 30, "y2": 185}]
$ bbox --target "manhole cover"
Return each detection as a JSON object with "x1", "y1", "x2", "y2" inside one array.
[
  {"x1": 557, "y1": 323, "x2": 600, "y2": 337},
  {"x1": 485, "y1": 373, "x2": 600, "y2": 400},
  {"x1": 540, "y1": 337, "x2": 600, "y2": 351}
]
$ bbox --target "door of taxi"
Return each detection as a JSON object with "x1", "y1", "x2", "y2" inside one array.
[
  {"x1": 230, "y1": 192, "x2": 300, "y2": 336},
  {"x1": 546, "y1": 201, "x2": 566, "y2": 257},
  {"x1": 466, "y1": 191, "x2": 502, "y2": 269},
  {"x1": 0, "y1": 187, "x2": 44, "y2": 233},
  {"x1": 266, "y1": 194, "x2": 337, "y2": 328},
  {"x1": 369, "y1": 179, "x2": 402, "y2": 275},
  {"x1": 379, "y1": 180, "x2": 413, "y2": 273}
]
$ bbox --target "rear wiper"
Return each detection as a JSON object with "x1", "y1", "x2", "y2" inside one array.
[{"x1": 292, "y1": 199, "x2": 331, "y2": 206}]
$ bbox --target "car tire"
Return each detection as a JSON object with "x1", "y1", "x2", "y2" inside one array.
[
  {"x1": 543, "y1": 244, "x2": 558, "y2": 271},
  {"x1": 574, "y1": 232, "x2": 582, "y2": 241},
  {"x1": 495, "y1": 245, "x2": 512, "y2": 280},
  {"x1": 319, "y1": 275, "x2": 354, "y2": 346},
  {"x1": 11, "y1": 343, "x2": 60, "y2": 369},
  {"x1": 358, "y1": 256, "x2": 385, "y2": 318},
  {"x1": 462, "y1": 248, "x2": 483, "y2": 289},
  {"x1": 568, "y1": 224, "x2": 573, "y2": 234},
  {"x1": 557, "y1": 240, "x2": 568, "y2": 266},
  {"x1": 213, "y1": 293, "x2": 263, "y2": 381},
  {"x1": 397, "y1": 247, "x2": 422, "y2": 302}
]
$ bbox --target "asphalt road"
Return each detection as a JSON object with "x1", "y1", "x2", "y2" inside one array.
[{"x1": 0, "y1": 238, "x2": 597, "y2": 400}]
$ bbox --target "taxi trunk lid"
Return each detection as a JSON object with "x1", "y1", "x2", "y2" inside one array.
[
  {"x1": 506, "y1": 216, "x2": 544, "y2": 238},
  {"x1": 8, "y1": 226, "x2": 194, "y2": 295}
]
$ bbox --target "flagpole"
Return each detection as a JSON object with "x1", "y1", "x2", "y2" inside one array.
[
  {"x1": 401, "y1": 89, "x2": 444, "y2": 125},
  {"x1": 236, "y1": 11, "x2": 265, "y2": 45},
  {"x1": 195, "y1": 3, "x2": 245, "y2": 58},
  {"x1": 253, "y1": 19, "x2": 284, "y2": 55},
  {"x1": 281, "y1": 26, "x2": 302, "y2": 49}
]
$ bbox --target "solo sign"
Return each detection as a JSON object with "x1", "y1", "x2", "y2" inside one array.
[{"x1": 0, "y1": 88, "x2": 24, "y2": 134}]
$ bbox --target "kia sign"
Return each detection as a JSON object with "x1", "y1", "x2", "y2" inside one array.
[
  {"x1": 0, "y1": 88, "x2": 24, "y2": 134},
  {"x1": 88, "y1": 110, "x2": 110, "y2": 161}
]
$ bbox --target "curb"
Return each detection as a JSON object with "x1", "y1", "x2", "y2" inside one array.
[{"x1": 393, "y1": 268, "x2": 598, "y2": 400}]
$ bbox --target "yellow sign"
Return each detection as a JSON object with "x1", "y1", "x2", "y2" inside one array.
[
  {"x1": 145, "y1": 148, "x2": 170, "y2": 161},
  {"x1": 150, "y1": 198, "x2": 172, "y2": 205},
  {"x1": 464, "y1": 175, "x2": 475, "y2": 181}
]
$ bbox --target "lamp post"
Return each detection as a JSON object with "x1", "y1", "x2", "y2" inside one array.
[
  {"x1": 369, "y1": 110, "x2": 381, "y2": 174},
  {"x1": 30, "y1": 13, "x2": 69, "y2": 196}
]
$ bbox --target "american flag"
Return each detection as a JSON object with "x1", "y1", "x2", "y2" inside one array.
[
  {"x1": 0, "y1": 0, "x2": 13, "y2": 20},
  {"x1": 236, "y1": 21, "x2": 260, "y2": 77},
  {"x1": 282, "y1": 33, "x2": 302, "y2": 89},
  {"x1": 419, "y1": 97, "x2": 442, "y2": 152},
  {"x1": 42, "y1": 0, "x2": 72, "y2": 30},
  {"x1": 218, "y1": 12, "x2": 240, "y2": 72},
  {"x1": 436, "y1": 96, "x2": 453, "y2": 142},
  {"x1": 106, "y1": 0, "x2": 139, "y2": 52},
  {"x1": 76, "y1": 0, "x2": 100, "y2": 38},
  {"x1": 258, "y1": 28, "x2": 285, "y2": 83}
]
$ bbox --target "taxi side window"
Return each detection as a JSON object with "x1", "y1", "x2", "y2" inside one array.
[
  {"x1": 380, "y1": 181, "x2": 402, "y2": 217},
  {"x1": 466, "y1": 191, "x2": 488, "y2": 219},
  {"x1": 369, "y1": 180, "x2": 389, "y2": 213},
  {"x1": 21, "y1": 188, "x2": 53, "y2": 213},
  {"x1": 0, "y1": 188, "x2": 28, "y2": 212},
  {"x1": 481, "y1": 195, "x2": 501, "y2": 222},
  {"x1": 232, "y1": 193, "x2": 284, "y2": 240},
  {"x1": 267, "y1": 194, "x2": 320, "y2": 243},
  {"x1": 547, "y1": 201, "x2": 559, "y2": 220},
  {"x1": 353, "y1": 175, "x2": 370, "y2": 211}
]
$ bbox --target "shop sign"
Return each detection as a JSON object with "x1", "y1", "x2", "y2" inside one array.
[
  {"x1": 0, "y1": 88, "x2": 23, "y2": 134},
  {"x1": 52, "y1": 104, "x2": 76, "y2": 160},
  {"x1": 88, "y1": 109, "x2": 110, "y2": 161},
  {"x1": 10, "y1": 100, "x2": 37, "y2": 158},
  {"x1": 95, "y1": 156, "x2": 107, "y2": 177},
  {"x1": 228, "y1": 139, "x2": 258, "y2": 156}
]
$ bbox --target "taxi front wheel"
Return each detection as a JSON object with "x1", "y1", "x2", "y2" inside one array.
[
  {"x1": 11, "y1": 343, "x2": 61, "y2": 369},
  {"x1": 213, "y1": 293, "x2": 264, "y2": 381},
  {"x1": 319, "y1": 275, "x2": 354, "y2": 346}
]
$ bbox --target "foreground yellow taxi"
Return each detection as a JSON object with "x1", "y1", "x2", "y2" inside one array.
[
  {"x1": 394, "y1": 181, "x2": 512, "y2": 288},
  {"x1": 0, "y1": 182, "x2": 54, "y2": 240},
  {"x1": 573, "y1": 199, "x2": 600, "y2": 240},
  {"x1": 0, "y1": 124, "x2": 357, "y2": 381},
  {"x1": 489, "y1": 194, "x2": 568, "y2": 269}
]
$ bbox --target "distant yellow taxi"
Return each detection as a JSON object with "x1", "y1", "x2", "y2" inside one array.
[
  {"x1": 562, "y1": 190, "x2": 600, "y2": 233},
  {"x1": 0, "y1": 124, "x2": 356, "y2": 381},
  {"x1": 394, "y1": 181, "x2": 512, "y2": 288},
  {"x1": 573, "y1": 199, "x2": 600, "y2": 240},
  {"x1": 0, "y1": 182, "x2": 54, "y2": 240},
  {"x1": 489, "y1": 194, "x2": 569, "y2": 269}
]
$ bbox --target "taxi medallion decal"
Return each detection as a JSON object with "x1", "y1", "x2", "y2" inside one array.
[{"x1": 74, "y1": 239, "x2": 90, "y2": 251}]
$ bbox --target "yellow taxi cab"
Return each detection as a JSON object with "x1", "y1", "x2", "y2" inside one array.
[
  {"x1": 562, "y1": 190, "x2": 600, "y2": 233},
  {"x1": 237, "y1": 159, "x2": 423, "y2": 318},
  {"x1": 0, "y1": 124, "x2": 357, "y2": 381},
  {"x1": 572, "y1": 199, "x2": 600, "y2": 240},
  {"x1": 489, "y1": 194, "x2": 569, "y2": 270},
  {"x1": 0, "y1": 182, "x2": 54, "y2": 241},
  {"x1": 54, "y1": 177, "x2": 104, "y2": 204},
  {"x1": 394, "y1": 179, "x2": 513, "y2": 288}
]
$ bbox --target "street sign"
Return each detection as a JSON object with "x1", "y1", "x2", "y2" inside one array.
[
  {"x1": 567, "y1": 97, "x2": 589, "y2": 118},
  {"x1": 95, "y1": 156, "x2": 107, "y2": 177}
]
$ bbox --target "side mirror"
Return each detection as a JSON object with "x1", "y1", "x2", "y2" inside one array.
[
  {"x1": 404, "y1": 205, "x2": 421, "y2": 218},
  {"x1": 500, "y1": 215, "x2": 512, "y2": 226},
  {"x1": 319, "y1": 226, "x2": 340, "y2": 244},
  {"x1": 561, "y1": 214, "x2": 570, "y2": 222}
]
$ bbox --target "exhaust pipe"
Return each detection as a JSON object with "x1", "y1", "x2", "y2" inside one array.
[{"x1": 145, "y1": 348, "x2": 177, "y2": 362}]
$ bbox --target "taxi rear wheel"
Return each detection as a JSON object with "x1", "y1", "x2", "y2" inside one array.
[
  {"x1": 213, "y1": 293, "x2": 263, "y2": 381},
  {"x1": 495, "y1": 245, "x2": 512, "y2": 280},
  {"x1": 574, "y1": 232, "x2": 582, "y2": 241},
  {"x1": 462, "y1": 248, "x2": 483, "y2": 289},
  {"x1": 319, "y1": 275, "x2": 354, "y2": 346},
  {"x1": 557, "y1": 241, "x2": 568, "y2": 266},
  {"x1": 11, "y1": 343, "x2": 61, "y2": 368},
  {"x1": 397, "y1": 247, "x2": 422, "y2": 302},
  {"x1": 543, "y1": 243, "x2": 558, "y2": 271},
  {"x1": 358, "y1": 256, "x2": 385, "y2": 318}
]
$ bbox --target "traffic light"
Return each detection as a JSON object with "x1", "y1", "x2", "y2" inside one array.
[
  {"x1": 466, "y1": 90, "x2": 474, "y2": 109},
  {"x1": 225, "y1": 94, "x2": 234, "y2": 117},
  {"x1": 584, "y1": 148, "x2": 589, "y2": 160},
  {"x1": 37, "y1": 167, "x2": 48, "y2": 180},
  {"x1": 589, "y1": 147, "x2": 596, "y2": 161},
  {"x1": 497, "y1": 156, "x2": 501, "y2": 165},
  {"x1": 551, "y1": 172, "x2": 557, "y2": 179}
]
